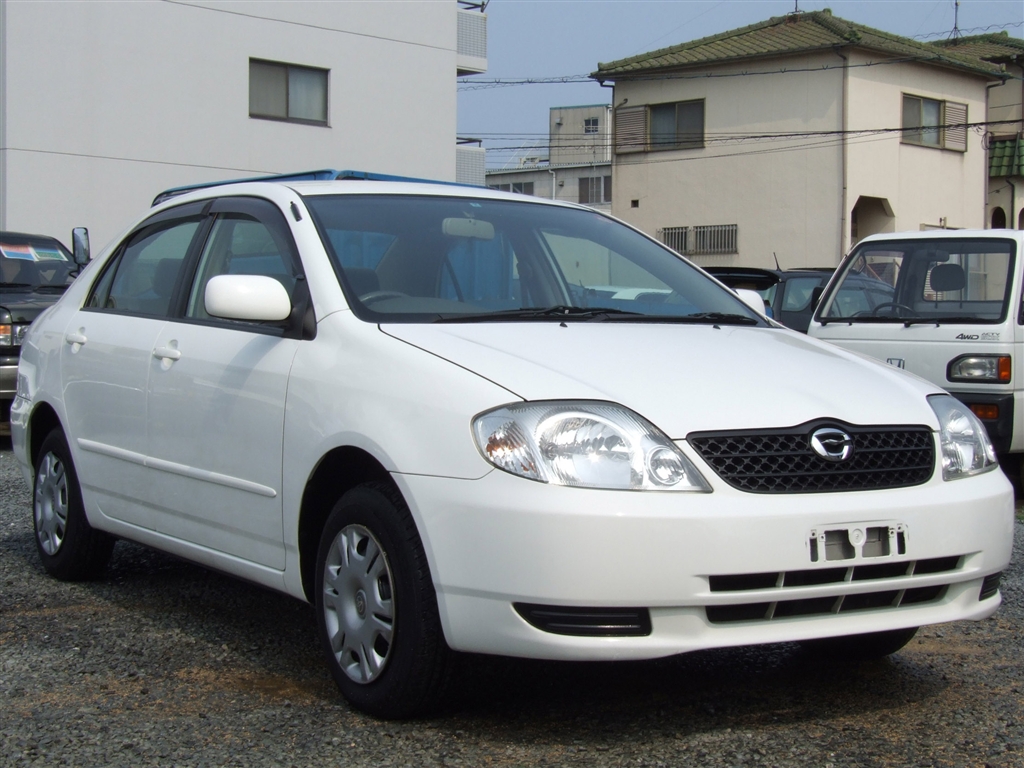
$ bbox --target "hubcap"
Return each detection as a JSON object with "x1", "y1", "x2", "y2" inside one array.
[
  {"x1": 322, "y1": 524, "x2": 395, "y2": 684},
  {"x1": 34, "y1": 451, "x2": 69, "y2": 556}
]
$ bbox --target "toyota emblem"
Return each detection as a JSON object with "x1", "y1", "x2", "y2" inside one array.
[{"x1": 810, "y1": 428, "x2": 854, "y2": 462}]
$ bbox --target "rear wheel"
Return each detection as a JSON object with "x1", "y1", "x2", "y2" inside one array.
[
  {"x1": 33, "y1": 429, "x2": 114, "y2": 580},
  {"x1": 315, "y1": 482, "x2": 452, "y2": 718},
  {"x1": 799, "y1": 627, "x2": 918, "y2": 660}
]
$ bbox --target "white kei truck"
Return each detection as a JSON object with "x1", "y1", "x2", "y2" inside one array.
[{"x1": 808, "y1": 229, "x2": 1024, "y2": 475}]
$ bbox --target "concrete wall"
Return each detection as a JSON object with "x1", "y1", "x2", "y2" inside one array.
[
  {"x1": 549, "y1": 105, "x2": 612, "y2": 166},
  {"x1": 0, "y1": 0, "x2": 460, "y2": 250}
]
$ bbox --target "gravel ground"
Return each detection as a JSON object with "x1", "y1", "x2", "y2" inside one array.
[{"x1": 1, "y1": 437, "x2": 1022, "y2": 768}]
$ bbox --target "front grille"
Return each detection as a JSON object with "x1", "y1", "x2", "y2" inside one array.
[
  {"x1": 688, "y1": 420, "x2": 934, "y2": 493},
  {"x1": 704, "y1": 556, "x2": 960, "y2": 624}
]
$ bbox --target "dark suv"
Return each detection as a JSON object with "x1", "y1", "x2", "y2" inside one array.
[
  {"x1": 1, "y1": 231, "x2": 82, "y2": 433},
  {"x1": 706, "y1": 267, "x2": 834, "y2": 332}
]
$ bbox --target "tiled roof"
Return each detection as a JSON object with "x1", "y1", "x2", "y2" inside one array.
[
  {"x1": 990, "y1": 136, "x2": 1024, "y2": 178},
  {"x1": 931, "y1": 32, "x2": 1024, "y2": 64},
  {"x1": 592, "y1": 10, "x2": 1005, "y2": 80}
]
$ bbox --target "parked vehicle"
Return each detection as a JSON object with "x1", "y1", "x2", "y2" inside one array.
[
  {"x1": 1, "y1": 231, "x2": 86, "y2": 434},
  {"x1": 706, "y1": 267, "x2": 834, "y2": 332},
  {"x1": 11, "y1": 172, "x2": 1013, "y2": 718},
  {"x1": 808, "y1": 230, "x2": 1024, "y2": 475}
]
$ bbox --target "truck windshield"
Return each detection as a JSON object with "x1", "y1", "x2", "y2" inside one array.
[
  {"x1": 819, "y1": 238, "x2": 1015, "y2": 324},
  {"x1": 0, "y1": 234, "x2": 76, "y2": 291}
]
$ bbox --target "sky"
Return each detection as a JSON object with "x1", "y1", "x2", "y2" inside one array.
[{"x1": 456, "y1": 0, "x2": 1024, "y2": 169}]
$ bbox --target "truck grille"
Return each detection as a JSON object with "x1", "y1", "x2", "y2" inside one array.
[{"x1": 688, "y1": 421, "x2": 934, "y2": 493}]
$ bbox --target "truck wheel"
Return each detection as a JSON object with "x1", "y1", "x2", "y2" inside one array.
[
  {"x1": 315, "y1": 482, "x2": 452, "y2": 718},
  {"x1": 33, "y1": 428, "x2": 115, "y2": 580}
]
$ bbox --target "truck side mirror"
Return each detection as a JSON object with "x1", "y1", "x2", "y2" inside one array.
[{"x1": 72, "y1": 228, "x2": 90, "y2": 265}]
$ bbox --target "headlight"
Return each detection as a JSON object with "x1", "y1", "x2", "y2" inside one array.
[
  {"x1": 472, "y1": 401, "x2": 711, "y2": 492},
  {"x1": 0, "y1": 324, "x2": 11, "y2": 347},
  {"x1": 928, "y1": 394, "x2": 998, "y2": 480},
  {"x1": 947, "y1": 354, "x2": 1011, "y2": 383}
]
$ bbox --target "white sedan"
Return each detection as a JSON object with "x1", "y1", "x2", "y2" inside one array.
[{"x1": 11, "y1": 172, "x2": 1014, "y2": 718}]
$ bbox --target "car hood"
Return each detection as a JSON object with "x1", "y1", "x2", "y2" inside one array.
[
  {"x1": 0, "y1": 289, "x2": 65, "y2": 323},
  {"x1": 383, "y1": 323, "x2": 942, "y2": 438}
]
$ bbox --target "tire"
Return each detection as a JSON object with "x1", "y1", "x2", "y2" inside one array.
[
  {"x1": 32, "y1": 428, "x2": 115, "y2": 580},
  {"x1": 315, "y1": 482, "x2": 452, "y2": 719},
  {"x1": 799, "y1": 626, "x2": 919, "y2": 661}
]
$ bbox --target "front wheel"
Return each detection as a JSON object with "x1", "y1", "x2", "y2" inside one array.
[
  {"x1": 799, "y1": 626, "x2": 918, "y2": 661},
  {"x1": 315, "y1": 483, "x2": 452, "y2": 718},
  {"x1": 33, "y1": 428, "x2": 115, "y2": 580}
]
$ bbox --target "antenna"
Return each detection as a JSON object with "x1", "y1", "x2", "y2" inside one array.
[
  {"x1": 948, "y1": 0, "x2": 962, "y2": 42},
  {"x1": 773, "y1": 252, "x2": 782, "y2": 270}
]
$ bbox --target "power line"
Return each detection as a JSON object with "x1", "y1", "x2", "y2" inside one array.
[{"x1": 459, "y1": 52, "x2": 1020, "y2": 92}]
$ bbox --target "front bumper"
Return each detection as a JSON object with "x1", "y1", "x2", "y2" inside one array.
[{"x1": 395, "y1": 466, "x2": 1013, "y2": 660}]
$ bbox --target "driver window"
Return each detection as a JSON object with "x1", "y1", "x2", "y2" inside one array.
[{"x1": 186, "y1": 215, "x2": 297, "y2": 321}]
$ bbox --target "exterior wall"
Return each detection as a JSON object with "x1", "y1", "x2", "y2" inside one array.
[
  {"x1": 845, "y1": 51, "x2": 989, "y2": 243},
  {"x1": 549, "y1": 105, "x2": 612, "y2": 166},
  {"x1": 0, "y1": 0, "x2": 461, "y2": 249},
  {"x1": 610, "y1": 52, "x2": 844, "y2": 270},
  {"x1": 485, "y1": 164, "x2": 612, "y2": 213},
  {"x1": 986, "y1": 63, "x2": 1024, "y2": 132},
  {"x1": 987, "y1": 178, "x2": 1023, "y2": 230}
]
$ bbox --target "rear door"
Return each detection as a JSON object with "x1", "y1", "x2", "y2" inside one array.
[{"x1": 61, "y1": 204, "x2": 206, "y2": 523}]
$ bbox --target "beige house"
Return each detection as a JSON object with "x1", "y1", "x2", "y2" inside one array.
[
  {"x1": 591, "y1": 10, "x2": 1007, "y2": 270},
  {"x1": 933, "y1": 33, "x2": 1024, "y2": 231}
]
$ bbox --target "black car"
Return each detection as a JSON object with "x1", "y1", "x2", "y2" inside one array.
[
  {"x1": 705, "y1": 266, "x2": 834, "y2": 332},
  {"x1": 1, "y1": 231, "x2": 85, "y2": 433}
]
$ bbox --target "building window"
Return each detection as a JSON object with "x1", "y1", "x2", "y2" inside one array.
[
  {"x1": 584, "y1": 117, "x2": 599, "y2": 134},
  {"x1": 901, "y1": 94, "x2": 967, "y2": 152},
  {"x1": 249, "y1": 59, "x2": 328, "y2": 125},
  {"x1": 578, "y1": 176, "x2": 612, "y2": 205},
  {"x1": 650, "y1": 100, "x2": 705, "y2": 150},
  {"x1": 657, "y1": 224, "x2": 737, "y2": 256},
  {"x1": 488, "y1": 182, "x2": 534, "y2": 195}
]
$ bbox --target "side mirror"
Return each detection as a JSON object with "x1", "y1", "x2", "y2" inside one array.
[
  {"x1": 735, "y1": 288, "x2": 768, "y2": 317},
  {"x1": 205, "y1": 274, "x2": 292, "y2": 321},
  {"x1": 71, "y1": 228, "x2": 90, "y2": 265}
]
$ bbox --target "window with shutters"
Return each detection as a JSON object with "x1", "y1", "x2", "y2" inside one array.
[
  {"x1": 614, "y1": 100, "x2": 705, "y2": 154},
  {"x1": 901, "y1": 94, "x2": 967, "y2": 152},
  {"x1": 250, "y1": 59, "x2": 329, "y2": 126},
  {"x1": 578, "y1": 176, "x2": 612, "y2": 205}
]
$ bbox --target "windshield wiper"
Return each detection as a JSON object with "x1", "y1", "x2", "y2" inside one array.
[
  {"x1": 0, "y1": 282, "x2": 33, "y2": 289},
  {"x1": 900, "y1": 316, "x2": 991, "y2": 327},
  {"x1": 672, "y1": 312, "x2": 759, "y2": 326},
  {"x1": 434, "y1": 305, "x2": 646, "y2": 323}
]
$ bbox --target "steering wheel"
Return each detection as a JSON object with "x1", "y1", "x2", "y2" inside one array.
[
  {"x1": 359, "y1": 290, "x2": 409, "y2": 304},
  {"x1": 870, "y1": 302, "x2": 915, "y2": 317}
]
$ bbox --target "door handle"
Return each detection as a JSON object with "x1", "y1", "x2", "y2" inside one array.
[
  {"x1": 153, "y1": 346, "x2": 182, "y2": 361},
  {"x1": 65, "y1": 331, "x2": 88, "y2": 345}
]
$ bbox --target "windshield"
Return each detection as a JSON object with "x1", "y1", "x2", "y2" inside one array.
[
  {"x1": 818, "y1": 238, "x2": 1015, "y2": 324},
  {"x1": 304, "y1": 195, "x2": 763, "y2": 325},
  {"x1": 1, "y1": 234, "x2": 76, "y2": 290}
]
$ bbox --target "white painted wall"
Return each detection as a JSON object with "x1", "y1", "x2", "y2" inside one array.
[{"x1": 1, "y1": 0, "x2": 461, "y2": 250}]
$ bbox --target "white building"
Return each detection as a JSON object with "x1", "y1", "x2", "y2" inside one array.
[
  {"x1": 0, "y1": 0, "x2": 487, "y2": 249},
  {"x1": 486, "y1": 105, "x2": 613, "y2": 212},
  {"x1": 591, "y1": 10, "x2": 1007, "y2": 269}
]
